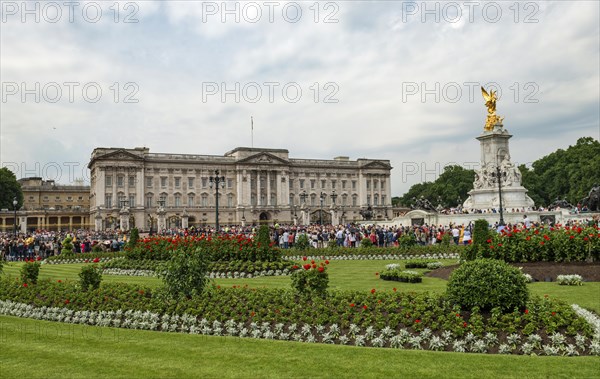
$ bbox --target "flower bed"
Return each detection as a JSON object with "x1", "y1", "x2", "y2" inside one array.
[
  {"x1": 282, "y1": 245, "x2": 463, "y2": 257},
  {"x1": 379, "y1": 269, "x2": 423, "y2": 283},
  {"x1": 102, "y1": 269, "x2": 158, "y2": 277},
  {"x1": 284, "y1": 253, "x2": 459, "y2": 261},
  {"x1": 3, "y1": 277, "x2": 597, "y2": 354},
  {"x1": 463, "y1": 225, "x2": 600, "y2": 263},
  {"x1": 557, "y1": 275, "x2": 584, "y2": 286},
  {"x1": 46, "y1": 252, "x2": 126, "y2": 264},
  {"x1": 125, "y1": 235, "x2": 281, "y2": 262},
  {"x1": 404, "y1": 259, "x2": 444, "y2": 269}
]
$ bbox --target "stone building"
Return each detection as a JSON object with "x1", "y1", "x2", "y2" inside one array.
[
  {"x1": 88, "y1": 147, "x2": 393, "y2": 230},
  {"x1": 0, "y1": 177, "x2": 91, "y2": 233}
]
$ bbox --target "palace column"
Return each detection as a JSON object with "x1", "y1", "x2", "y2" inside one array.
[
  {"x1": 256, "y1": 170, "x2": 261, "y2": 206},
  {"x1": 266, "y1": 171, "x2": 271, "y2": 206}
]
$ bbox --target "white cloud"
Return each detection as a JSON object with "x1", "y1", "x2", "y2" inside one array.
[{"x1": 1, "y1": 0, "x2": 598, "y2": 195}]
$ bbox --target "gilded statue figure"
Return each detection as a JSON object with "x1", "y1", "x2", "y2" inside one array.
[{"x1": 481, "y1": 86, "x2": 504, "y2": 131}]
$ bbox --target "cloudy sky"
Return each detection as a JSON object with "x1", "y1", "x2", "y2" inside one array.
[{"x1": 1, "y1": 1, "x2": 598, "y2": 196}]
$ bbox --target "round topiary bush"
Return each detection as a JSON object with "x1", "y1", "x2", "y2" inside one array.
[{"x1": 446, "y1": 259, "x2": 529, "y2": 312}]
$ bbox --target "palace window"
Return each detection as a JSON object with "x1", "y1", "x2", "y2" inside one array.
[
  {"x1": 105, "y1": 176, "x2": 112, "y2": 187},
  {"x1": 129, "y1": 176, "x2": 135, "y2": 187},
  {"x1": 105, "y1": 194, "x2": 112, "y2": 208},
  {"x1": 188, "y1": 195, "x2": 194, "y2": 207},
  {"x1": 160, "y1": 177, "x2": 167, "y2": 188},
  {"x1": 146, "y1": 177, "x2": 153, "y2": 188},
  {"x1": 174, "y1": 177, "x2": 181, "y2": 188},
  {"x1": 117, "y1": 176, "x2": 124, "y2": 188},
  {"x1": 188, "y1": 177, "x2": 194, "y2": 188}
]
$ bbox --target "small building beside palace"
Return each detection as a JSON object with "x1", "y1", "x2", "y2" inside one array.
[
  {"x1": 87, "y1": 147, "x2": 393, "y2": 230},
  {"x1": 0, "y1": 177, "x2": 91, "y2": 233}
]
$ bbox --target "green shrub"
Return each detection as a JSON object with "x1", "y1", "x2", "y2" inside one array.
[
  {"x1": 161, "y1": 247, "x2": 210, "y2": 299},
  {"x1": 257, "y1": 224, "x2": 271, "y2": 248},
  {"x1": 446, "y1": 259, "x2": 529, "y2": 312},
  {"x1": 61, "y1": 236, "x2": 74, "y2": 254},
  {"x1": 360, "y1": 238, "x2": 373, "y2": 248},
  {"x1": 20, "y1": 261, "x2": 41, "y2": 284},
  {"x1": 127, "y1": 228, "x2": 139, "y2": 249},
  {"x1": 441, "y1": 232, "x2": 452, "y2": 246},
  {"x1": 79, "y1": 265, "x2": 103, "y2": 291},
  {"x1": 91, "y1": 244, "x2": 103, "y2": 253},
  {"x1": 397, "y1": 233, "x2": 417, "y2": 248},
  {"x1": 294, "y1": 233, "x2": 311, "y2": 250},
  {"x1": 463, "y1": 220, "x2": 491, "y2": 260},
  {"x1": 290, "y1": 261, "x2": 329, "y2": 298}
]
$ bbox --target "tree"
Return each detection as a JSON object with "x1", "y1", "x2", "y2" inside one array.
[
  {"x1": 520, "y1": 137, "x2": 600, "y2": 206},
  {"x1": 398, "y1": 165, "x2": 475, "y2": 207},
  {"x1": 0, "y1": 168, "x2": 23, "y2": 210}
]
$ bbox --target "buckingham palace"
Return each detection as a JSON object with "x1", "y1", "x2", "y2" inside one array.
[{"x1": 88, "y1": 147, "x2": 393, "y2": 230}]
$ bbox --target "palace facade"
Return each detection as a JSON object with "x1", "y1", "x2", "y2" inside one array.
[
  {"x1": 0, "y1": 177, "x2": 91, "y2": 233},
  {"x1": 88, "y1": 147, "x2": 393, "y2": 230}
]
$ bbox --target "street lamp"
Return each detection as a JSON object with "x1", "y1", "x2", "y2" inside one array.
[
  {"x1": 330, "y1": 190, "x2": 338, "y2": 205},
  {"x1": 491, "y1": 166, "x2": 506, "y2": 226},
  {"x1": 319, "y1": 192, "x2": 326, "y2": 225},
  {"x1": 13, "y1": 197, "x2": 18, "y2": 237},
  {"x1": 299, "y1": 190, "x2": 308, "y2": 204},
  {"x1": 209, "y1": 170, "x2": 225, "y2": 232}
]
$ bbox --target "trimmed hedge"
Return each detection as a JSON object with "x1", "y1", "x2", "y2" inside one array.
[{"x1": 446, "y1": 259, "x2": 529, "y2": 312}]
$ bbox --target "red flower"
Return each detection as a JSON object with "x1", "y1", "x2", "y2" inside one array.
[
  {"x1": 375, "y1": 272, "x2": 379, "y2": 276},
  {"x1": 415, "y1": 319, "x2": 421, "y2": 323},
  {"x1": 497, "y1": 243, "x2": 502, "y2": 247},
  {"x1": 57, "y1": 280, "x2": 62, "y2": 283},
  {"x1": 64, "y1": 299, "x2": 70, "y2": 304},
  {"x1": 93, "y1": 258, "x2": 100, "y2": 263},
  {"x1": 463, "y1": 322, "x2": 467, "y2": 327},
  {"x1": 302, "y1": 256, "x2": 307, "y2": 261},
  {"x1": 551, "y1": 311, "x2": 556, "y2": 316},
  {"x1": 540, "y1": 241, "x2": 545, "y2": 246},
  {"x1": 456, "y1": 313, "x2": 460, "y2": 317},
  {"x1": 350, "y1": 303, "x2": 355, "y2": 307},
  {"x1": 486, "y1": 239, "x2": 492, "y2": 243},
  {"x1": 392, "y1": 288, "x2": 397, "y2": 292},
  {"x1": 250, "y1": 311, "x2": 255, "y2": 317},
  {"x1": 311, "y1": 263, "x2": 317, "y2": 269},
  {"x1": 303, "y1": 264, "x2": 311, "y2": 270},
  {"x1": 324, "y1": 260, "x2": 329, "y2": 265},
  {"x1": 370, "y1": 288, "x2": 376, "y2": 294},
  {"x1": 526, "y1": 236, "x2": 531, "y2": 241},
  {"x1": 363, "y1": 305, "x2": 368, "y2": 310},
  {"x1": 23, "y1": 283, "x2": 28, "y2": 287},
  {"x1": 543, "y1": 235, "x2": 550, "y2": 241},
  {"x1": 317, "y1": 266, "x2": 324, "y2": 273},
  {"x1": 569, "y1": 235, "x2": 575, "y2": 240},
  {"x1": 584, "y1": 237, "x2": 589, "y2": 241},
  {"x1": 138, "y1": 290, "x2": 145, "y2": 295},
  {"x1": 292, "y1": 265, "x2": 299, "y2": 270},
  {"x1": 524, "y1": 309, "x2": 529, "y2": 314},
  {"x1": 311, "y1": 260, "x2": 315, "y2": 264}
]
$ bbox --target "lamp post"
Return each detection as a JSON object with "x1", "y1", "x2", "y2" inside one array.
[
  {"x1": 299, "y1": 190, "x2": 308, "y2": 204},
  {"x1": 319, "y1": 192, "x2": 326, "y2": 225},
  {"x1": 492, "y1": 166, "x2": 506, "y2": 226},
  {"x1": 209, "y1": 170, "x2": 225, "y2": 232},
  {"x1": 330, "y1": 190, "x2": 338, "y2": 205},
  {"x1": 13, "y1": 197, "x2": 18, "y2": 237}
]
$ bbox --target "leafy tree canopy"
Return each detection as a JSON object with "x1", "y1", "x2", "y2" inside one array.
[
  {"x1": 398, "y1": 165, "x2": 474, "y2": 207},
  {"x1": 519, "y1": 137, "x2": 600, "y2": 206},
  {"x1": 0, "y1": 168, "x2": 23, "y2": 210},
  {"x1": 396, "y1": 137, "x2": 600, "y2": 208}
]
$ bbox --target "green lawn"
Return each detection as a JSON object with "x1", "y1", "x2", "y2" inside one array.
[
  {"x1": 1, "y1": 315, "x2": 599, "y2": 379},
  {"x1": 3, "y1": 259, "x2": 599, "y2": 312}
]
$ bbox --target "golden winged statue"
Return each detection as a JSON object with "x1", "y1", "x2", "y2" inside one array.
[{"x1": 481, "y1": 86, "x2": 504, "y2": 131}]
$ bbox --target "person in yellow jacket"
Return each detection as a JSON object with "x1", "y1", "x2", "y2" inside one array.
[{"x1": 458, "y1": 225, "x2": 465, "y2": 245}]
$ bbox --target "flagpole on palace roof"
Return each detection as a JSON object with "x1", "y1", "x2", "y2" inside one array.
[{"x1": 251, "y1": 116, "x2": 254, "y2": 148}]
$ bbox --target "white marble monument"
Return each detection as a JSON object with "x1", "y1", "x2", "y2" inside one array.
[{"x1": 463, "y1": 122, "x2": 535, "y2": 211}]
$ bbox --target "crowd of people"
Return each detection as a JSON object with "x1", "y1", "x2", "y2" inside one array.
[{"x1": 1, "y1": 216, "x2": 597, "y2": 261}]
